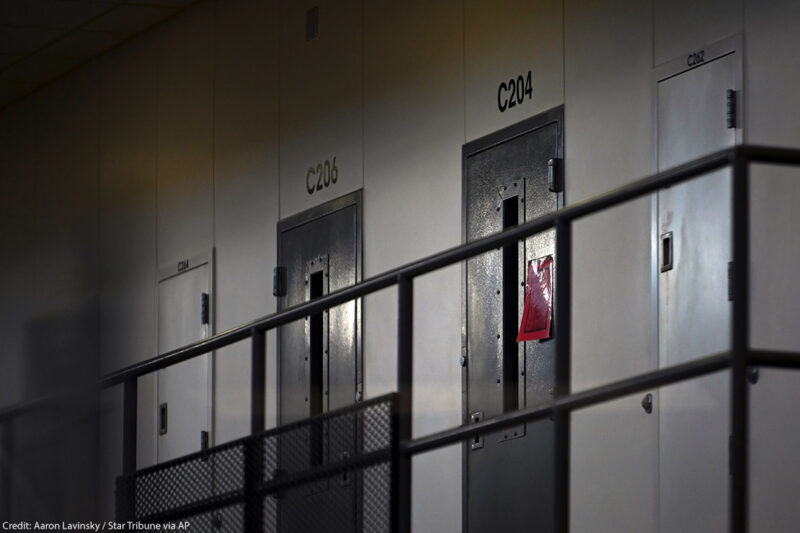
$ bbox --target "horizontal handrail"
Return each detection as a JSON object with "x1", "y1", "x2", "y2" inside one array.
[
  {"x1": 2, "y1": 144, "x2": 800, "y2": 423},
  {"x1": 121, "y1": 391, "x2": 396, "y2": 524},
  {"x1": 2, "y1": 142, "x2": 800, "y2": 533},
  {"x1": 748, "y1": 349, "x2": 800, "y2": 369},
  {"x1": 740, "y1": 144, "x2": 800, "y2": 165},
  {"x1": 402, "y1": 352, "x2": 731, "y2": 455},
  {"x1": 97, "y1": 146, "x2": 743, "y2": 384}
]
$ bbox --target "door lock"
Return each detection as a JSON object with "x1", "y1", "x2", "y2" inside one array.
[
  {"x1": 273, "y1": 266, "x2": 286, "y2": 297},
  {"x1": 340, "y1": 451, "x2": 351, "y2": 486},
  {"x1": 641, "y1": 393, "x2": 653, "y2": 414},
  {"x1": 470, "y1": 412, "x2": 484, "y2": 450}
]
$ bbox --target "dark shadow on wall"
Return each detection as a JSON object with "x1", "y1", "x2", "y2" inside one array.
[{"x1": 0, "y1": 305, "x2": 102, "y2": 521}]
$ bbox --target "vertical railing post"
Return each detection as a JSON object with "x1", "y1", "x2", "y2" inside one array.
[
  {"x1": 730, "y1": 150, "x2": 750, "y2": 533},
  {"x1": 122, "y1": 378, "x2": 138, "y2": 475},
  {"x1": 396, "y1": 275, "x2": 413, "y2": 533},
  {"x1": 119, "y1": 377, "x2": 137, "y2": 520},
  {"x1": 1, "y1": 419, "x2": 11, "y2": 519},
  {"x1": 554, "y1": 218, "x2": 572, "y2": 533},
  {"x1": 245, "y1": 328, "x2": 266, "y2": 533},
  {"x1": 251, "y1": 327, "x2": 266, "y2": 435}
]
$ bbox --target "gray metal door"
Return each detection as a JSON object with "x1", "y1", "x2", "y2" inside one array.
[
  {"x1": 463, "y1": 108, "x2": 563, "y2": 533},
  {"x1": 657, "y1": 46, "x2": 739, "y2": 533},
  {"x1": 276, "y1": 191, "x2": 362, "y2": 532},
  {"x1": 157, "y1": 252, "x2": 213, "y2": 464}
]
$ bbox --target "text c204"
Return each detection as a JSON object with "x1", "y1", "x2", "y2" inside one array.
[{"x1": 498, "y1": 71, "x2": 533, "y2": 112}]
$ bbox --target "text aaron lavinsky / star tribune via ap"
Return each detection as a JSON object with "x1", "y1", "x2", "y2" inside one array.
[{"x1": 2, "y1": 522, "x2": 191, "y2": 531}]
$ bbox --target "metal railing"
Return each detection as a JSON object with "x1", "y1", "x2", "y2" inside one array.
[
  {"x1": 2, "y1": 144, "x2": 800, "y2": 532},
  {"x1": 115, "y1": 393, "x2": 398, "y2": 531}
]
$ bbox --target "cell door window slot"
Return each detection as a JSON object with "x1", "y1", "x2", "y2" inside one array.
[
  {"x1": 309, "y1": 270, "x2": 325, "y2": 466},
  {"x1": 502, "y1": 196, "x2": 520, "y2": 413}
]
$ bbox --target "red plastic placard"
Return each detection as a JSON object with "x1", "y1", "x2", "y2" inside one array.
[{"x1": 517, "y1": 255, "x2": 553, "y2": 342}]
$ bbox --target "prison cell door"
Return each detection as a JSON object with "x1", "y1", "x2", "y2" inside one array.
[
  {"x1": 276, "y1": 191, "x2": 362, "y2": 532},
  {"x1": 464, "y1": 108, "x2": 563, "y2": 533},
  {"x1": 657, "y1": 47, "x2": 739, "y2": 533},
  {"x1": 156, "y1": 253, "x2": 213, "y2": 464}
]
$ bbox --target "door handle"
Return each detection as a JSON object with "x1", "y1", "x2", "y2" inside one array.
[
  {"x1": 660, "y1": 232, "x2": 673, "y2": 272},
  {"x1": 158, "y1": 403, "x2": 168, "y2": 435}
]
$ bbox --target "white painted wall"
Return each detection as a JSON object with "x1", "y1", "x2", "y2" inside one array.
[
  {"x1": 0, "y1": 0, "x2": 799, "y2": 528},
  {"x1": 155, "y1": 2, "x2": 214, "y2": 269},
  {"x1": 0, "y1": 63, "x2": 101, "y2": 519},
  {"x1": 465, "y1": 0, "x2": 563, "y2": 141},
  {"x1": 212, "y1": 0, "x2": 280, "y2": 443},
  {"x1": 96, "y1": 28, "x2": 159, "y2": 517},
  {"x1": 745, "y1": 1, "x2": 800, "y2": 530},
  {"x1": 363, "y1": 2, "x2": 464, "y2": 530},
  {"x1": 0, "y1": 98, "x2": 40, "y2": 517},
  {"x1": 565, "y1": 1, "x2": 657, "y2": 531},
  {"x1": 654, "y1": 0, "x2": 742, "y2": 66},
  {"x1": 0, "y1": 98, "x2": 38, "y2": 410},
  {"x1": 279, "y1": 0, "x2": 363, "y2": 218}
]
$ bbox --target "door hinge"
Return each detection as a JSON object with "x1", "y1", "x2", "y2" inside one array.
[
  {"x1": 273, "y1": 266, "x2": 286, "y2": 297},
  {"x1": 726, "y1": 89, "x2": 737, "y2": 129},
  {"x1": 201, "y1": 430, "x2": 210, "y2": 461},
  {"x1": 469, "y1": 412, "x2": 484, "y2": 451},
  {"x1": 201, "y1": 292, "x2": 210, "y2": 324},
  {"x1": 548, "y1": 158, "x2": 562, "y2": 193}
]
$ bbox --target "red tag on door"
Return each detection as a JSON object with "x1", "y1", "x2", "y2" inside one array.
[{"x1": 517, "y1": 255, "x2": 553, "y2": 342}]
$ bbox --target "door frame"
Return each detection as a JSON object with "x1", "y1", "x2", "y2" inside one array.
[
  {"x1": 653, "y1": 33, "x2": 744, "y2": 161},
  {"x1": 155, "y1": 248, "x2": 215, "y2": 459},
  {"x1": 275, "y1": 189, "x2": 364, "y2": 427},
  {"x1": 651, "y1": 32, "x2": 744, "y2": 388},
  {"x1": 460, "y1": 106, "x2": 565, "y2": 530},
  {"x1": 651, "y1": 33, "x2": 744, "y2": 533},
  {"x1": 651, "y1": 33, "x2": 744, "y2": 366}
]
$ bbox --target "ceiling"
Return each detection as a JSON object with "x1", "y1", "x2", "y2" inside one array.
[{"x1": 0, "y1": 0, "x2": 200, "y2": 109}]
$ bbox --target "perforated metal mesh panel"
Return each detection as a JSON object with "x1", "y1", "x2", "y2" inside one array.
[{"x1": 116, "y1": 394, "x2": 397, "y2": 532}]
